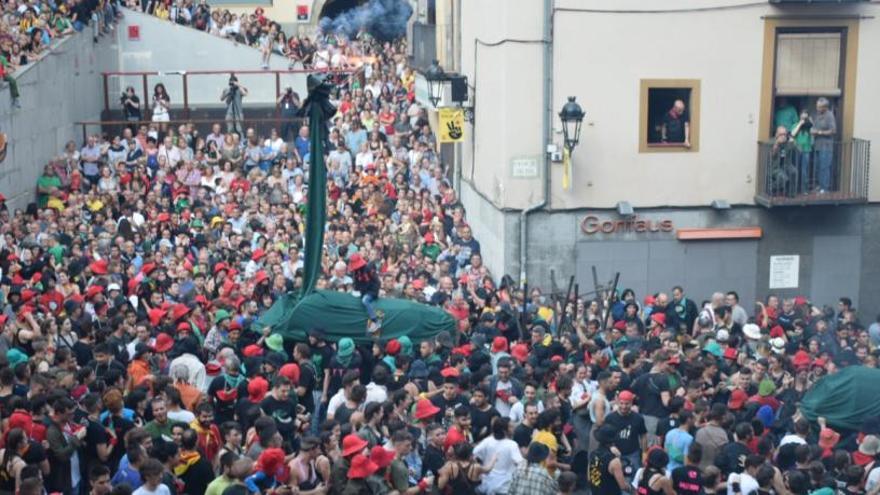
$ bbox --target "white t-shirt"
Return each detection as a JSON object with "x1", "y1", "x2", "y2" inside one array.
[
  {"x1": 168, "y1": 409, "x2": 195, "y2": 425},
  {"x1": 473, "y1": 437, "x2": 524, "y2": 495},
  {"x1": 727, "y1": 472, "x2": 759, "y2": 495},
  {"x1": 508, "y1": 401, "x2": 544, "y2": 425},
  {"x1": 778, "y1": 434, "x2": 807, "y2": 447},
  {"x1": 133, "y1": 484, "x2": 172, "y2": 495}
]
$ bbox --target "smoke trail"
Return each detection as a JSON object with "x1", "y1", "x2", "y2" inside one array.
[{"x1": 319, "y1": 0, "x2": 413, "y2": 42}]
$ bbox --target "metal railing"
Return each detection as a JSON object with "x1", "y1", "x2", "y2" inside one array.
[
  {"x1": 75, "y1": 117, "x2": 308, "y2": 144},
  {"x1": 755, "y1": 138, "x2": 870, "y2": 206},
  {"x1": 101, "y1": 68, "x2": 353, "y2": 118}
]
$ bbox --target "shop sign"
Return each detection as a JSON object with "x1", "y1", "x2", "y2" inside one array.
[{"x1": 580, "y1": 215, "x2": 674, "y2": 235}]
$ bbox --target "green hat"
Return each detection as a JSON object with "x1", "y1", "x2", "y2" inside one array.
[
  {"x1": 703, "y1": 342, "x2": 722, "y2": 358},
  {"x1": 337, "y1": 338, "x2": 355, "y2": 358},
  {"x1": 266, "y1": 334, "x2": 284, "y2": 352},
  {"x1": 191, "y1": 219, "x2": 204, "y2": 228},
  {"x1": 214, "y1": 309, "x2": 232, "y2": 324},
  {"x1": 758, "y1": 378, "x2": 776, "y2": 397},
  {"x1": 398, "y1": 336, "x2": 413, "y2": 356},
  {"x1": 6, "y1": 349, "x2": 28, "y2": 368}
]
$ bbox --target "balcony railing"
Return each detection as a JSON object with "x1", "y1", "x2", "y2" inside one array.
[{"x1": 755, "y1": 138, "x2": 870, "y2": 207}]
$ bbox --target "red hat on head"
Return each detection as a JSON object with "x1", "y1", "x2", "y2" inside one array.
[
  {"x1": 413, "y1": 398, "x2": 441, "y2": 420},
  {"x1": 491, "y1": 336, "x2": 508, "y2": 353},
  {"x1": 770, "y1": 325, "x2": 785, "y2": 338},
  {"x1": 794, "y1": 296, "x2": 808, "y2": 306},
  {"x1": 792, "y1": 350, "x2": 811, "y2": 369},
  {"x1": 20, "y1": 289, "x2": 37, "y2": 303},
  {"x1": 819, "y1": 427, "x2": 841, "y2": 450},
  {"x1": 194, "y1": 295, "x2": 210, "y2": 308},
  {"x1": 247, "y1": 377, "x2": 269, "y2": 403},
  {"x1": 644, "y1": 295, "x2": 656, "y2": 306},
  {"x1": 424, "y1": 232, "x2": 435, "y2": 244},
  {"x1": 550, "y1": 355, "x2": 563, "y2": 363},
  {"x1": 152, "y1": 333, "x2": 174, "y2": 353},
  {"x1": 279, "y1": 363, "x2": 300, "y2": 384},
  {"x1": 89, "y1": 260, "x2": 108, "y2": 275},
  {"x1": 813, "y1": 358, "x2": 827, "y2": 369},
  {"x1": 213, "y1": 262, "x2": 228, "y2": 274},
  {"x1": 148, "y1": 308, "x2": 167, "y2": 327},
  {"x1": 613, "y1": 320, "x2": 626, "y2": 331},
  {"x1": 511, "y1": 343, "x2": 529, "y2": 363},
  {"x1": 618, "y1": 390, "x2": 636, "y2": 402},
  {"x1": 723, "y1": 347, "x2": 738, "y2": 360},
  {"x1": 156, "y1": 212, "x2": 171, "y2": 223},
  {"x1": 342, "y1": 434, "x2": 369, "y2": 457},
  {"x1": 348, "y1": 253, "x2": 367, "y2": 271},
  {"x1": 243, "y1": 345, "x2": 264, "y2": 358},
  {"x1": 84, "y1": 285, "x2": 103, "y2": 300},
  {"x1": 348, "y1": 454, "x2": 379, "y2": 479},
  {"x1": 385, "y1": 339, "x2": 401, "y2": 356},
  {"x1": 228, "y1": 319, "x2": 243, "y2": 332},
  {"x1": 369, "y1": 446, "x2": 395, "y2": 469},
  {"x1": 440, "y1": 367, "x2": 460, "y2": 378},
  {"x1": 141, "y1": 263, "x2": 157, "y2": 276},
  {"x1": 171, "y1": 303, "x2": 190, "y2": 322},
  {"x1": 252, "y1": 249, "x2": 266, "y2": 262},
  {"x1": 257, "y1": 448, "x2": 286, "y2": 476},
  {"x1": 728, "y1": 389, "x2": 749, "y2": 410},
  {"x1": 451, "y1": 344, "x2": 472, "y2": 357},
  {"x1": 176, "y1": 322, "x2": 191, "y2": 333},
  {"x1": 412, "y1": 279, "x2": 425, "y2": 289},
  {"x1": 651, "y1": 313, "x2": 666, "y2": 326},
  {"x1": 254, "y1": 270, "x2": 270, "y2": 285}
]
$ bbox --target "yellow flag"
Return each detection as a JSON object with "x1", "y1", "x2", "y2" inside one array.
[
  {"x1": 562, "y1": 146, "x2": 571, "y2": 190},
  {"x1": 438, "y1": 108, "x2": 465, "y2": 143}
]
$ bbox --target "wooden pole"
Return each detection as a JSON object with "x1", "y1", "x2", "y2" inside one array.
[{"x1": 602, "y1": 272, "x2": 620, "y2": 331}]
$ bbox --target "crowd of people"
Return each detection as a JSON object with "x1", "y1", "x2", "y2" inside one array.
[{"x1": 4, "y1": 3, "x2": 880, "y2": 495}]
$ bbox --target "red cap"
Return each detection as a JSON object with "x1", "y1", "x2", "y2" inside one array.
[
  {"x1": 413, "y1": 398, "x2": 441, "y2": 420},
  {"x1": 156, "y1": 212, "x2": 171, "y2": 222},
  {"x1": 723, "y1": 347, "x2": 738, "y2": 360},
  {"x1": 89, "y1": 259, "x2": 109, "y2": 275},
  {"x1": 491, "y1": 336, "x2": 508, "y2": 353},
  {"x1": 213, "y1": 262, "x2": 228, "y2": 274},
  {"x1": 228, "y1": 320, "x2": 243, "y2": 332},
  {"x1": 728, "y1": 389, "x2": 749, "y2": 410},
  {"x1": 243, "y1": 345, "x2": 264, "y2": 358},
  {"x1": 252, "y1": 249, "x2": 266, "y2": 262},
  {"x1": 770, "y1": 325, "x2": 785, "y2": 338},
  {"x1": 792, "y1": 350, "x2": 811, "y2": 369},
  {"x1": 618, "y1": 390, "x2": 636, "y2": 402},
  {"x1": 412, "y1": 279, "x2": 425, "y2": 290},
  {"x1": 369, "y1": 446, "x2": 395, "y2": 469},
  {"x1": 651, "y1": 313, "x2": 666, "y2": 326},
  {"x1": 20, "y1": 289, "x2": 37, "y2": 303},
  {"x1": 141, "y1": 263, "x2": 157, "y2": 276},
  {"x1": 342, "y1": 434, "x2": 370, "y2": 457},
  {"x1": 511, "y1": 343, "x2": 529, "y2": 363},
  {"x1": 171, "y1": 303, "x2": 190, "y2": 322},
  {"x1": 348, "y1": 253, "x2": 367, "y2": 271},
  {"x1": 194, "y1": 294, "x2": 210, "y2": 308},
  {"x1": 148, "y1": 308, "x2": 167, "y2": 327},
  {"x1": 152, "y1": 333, "x2": 174, "y2": 353},
  {"x1": 813, "y1": 358, "x2": 827, "y2": 369},
  {"x1": 550, "y1": 355, "x2": 564, "y2": 363},
  {"x1": 794, "y1": 296, "x2": 808, "y2": 306},
  {"x1": 176, "y1": 322, "x2": 191, "y2": 333},
  {"x1": 279, "y1": 363, "x2": 300, "y2": 384},
  {"x1": 385, "y1": 339, "x2": 401, "y2": 356},
  {"x1": 348, "y1": 453, "x2": 379, "y2": 479},
  {"x1": 613, "y1": 320, "x2": 626, "y2": 331},
  {"x1": 644, "y1": 295, "x2": 656, "y2": 306},
  {"x1": 254, "y1": 270, "x2": 269, "y2": 285},
  {"x1": 440, "y1": 367, "x2": 460, "y2": 378},
  {"x1": 247, "y1": 377, "x2": 269, "y2": 403},
  {"x1": 85, "y1": 285, "x2": 104, "y2": 300}
]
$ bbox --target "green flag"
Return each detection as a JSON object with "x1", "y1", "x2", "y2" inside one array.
[{"x1": 300, "y1": 81, "x2": 331, "y2": 296}]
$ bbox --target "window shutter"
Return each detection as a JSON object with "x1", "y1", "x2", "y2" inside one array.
[{"x1": 775, "y1": 32, "x2": 842, "y2": 96}]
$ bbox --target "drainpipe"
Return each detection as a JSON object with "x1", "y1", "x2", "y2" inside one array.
[{"x1": 519, "y1": 0, "x2": 553, "y2": 287}]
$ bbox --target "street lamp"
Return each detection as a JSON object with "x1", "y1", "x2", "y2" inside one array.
[
  {"x1": 558, "y1": 96, "x2": 585, "y2": 151},
  {"x1": 424, "y1": 59, "x2": 446, "y2": 108}
]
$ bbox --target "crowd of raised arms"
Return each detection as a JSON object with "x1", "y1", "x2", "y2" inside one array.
[{"x1": 3, "y1": 2, "x2": 880, "y2": 495}]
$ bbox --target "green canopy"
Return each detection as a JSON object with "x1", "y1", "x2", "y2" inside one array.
[
  {"x1": 259, "y1": 290, "x2": 456, "y2": 346},
  {"x1": 800, "y1": 366, "x2": 880, "y2": 431}
]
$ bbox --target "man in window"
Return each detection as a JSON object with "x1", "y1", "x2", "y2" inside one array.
[
  {"x1": 661, "y1": 99, "x2": 690, "y2": 148},
  {"x1": 811, "y1": 97, "x2": 836, "y2": 193}
]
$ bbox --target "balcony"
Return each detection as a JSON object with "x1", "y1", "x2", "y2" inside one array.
[
  {"x1": 755, "y1": 139, "x2": 870, "y2": 207},
  {"x1": 410, "y1": 22, "x2": 437, "y2": 72}
]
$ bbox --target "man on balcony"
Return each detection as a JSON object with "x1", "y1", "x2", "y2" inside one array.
[
  {"x1": 660, "y1": 99, "x2": 690, "y2": 148},
  {"x1": 811, "y1": 97, "x2": 837, "y2": 194}
]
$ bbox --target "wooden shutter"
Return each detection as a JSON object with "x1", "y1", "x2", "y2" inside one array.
[{"x1": 775, "y1": 32, "x2": 842, "y2": 96}]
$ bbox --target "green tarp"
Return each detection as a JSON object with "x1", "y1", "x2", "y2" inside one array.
[
  {"x1": 800, "y1": 366, "x2": 880, "y2": 431},
  {"x1": 259, "y1": 290, "x2": 456, "y2": 346}
]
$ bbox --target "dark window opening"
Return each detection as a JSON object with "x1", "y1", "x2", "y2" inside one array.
[
  {"x1": 319, "y1": 0, "x2": 366, "y2": 20},
  {"x1": 646, "y1": 88, "x2": 692, "y2": 146}
]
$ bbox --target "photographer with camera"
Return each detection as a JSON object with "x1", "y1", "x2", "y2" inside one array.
[
  {"x1": 220, "y1": 73, "x2": 248, "y2": 135},
  {"x1": 277, "y1": 86, "x2": 301, "y2": 142},
  {"x1": 120, "y1": 86, "x2": 141, "y2": 126}
]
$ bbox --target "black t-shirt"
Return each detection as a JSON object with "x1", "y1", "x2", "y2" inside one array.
[
  {"x1": 672, "y1": 465, "x2": 704, "y2": 495},
  {"x1": 327, "y1": 353, "x2": 362, "y2": 397},
  {"x1": 121, "y1": 95, "x2": 141, "y2": 120},
  {"x1": 22, "y1": 439, "x2": 46, "y2": 466},
  {"x1": 715, "y1": 442, "x2": 752, "y2": 476},
  {"x1": 297, "y1": 361, "x2": 317, "y2": 413},
  {"x1": 422, "y1": 445, "x2": 445, "y2": 478},
  {"x1": 513, "y1": 423, "x2": 534, "y2": 449},
  {"x1": 82, "y1": 418, "x2": 110, "y2": 473},
  {"x1": 604, "y1": 412, "x2": 647, "y2": 455},
  {"x1": 72, "y1": 341, "x2": 93, "y2": 367},
  {"x1": 430, "y1": 393, "x2": 467, "y2": 425},
  {"x1": 663, "y1": 110, "x2": 690, "y2": 143},
  {"x1": 657, "y1": 415, "x2": 680, "y2": 441},
  {"x1": 632, "y1": 373, "x2": 670, "y2": 417},
  {"x1": 470, "y1": 405, "x2": 500, "y2": 441},
  {"x1": 260, "y1": 394, "x2": 298, "y2": 443}
]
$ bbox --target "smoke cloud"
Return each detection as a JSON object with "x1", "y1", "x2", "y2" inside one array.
[{"x1": 319, "y1": 0, "x2": 413, "y2": 42}]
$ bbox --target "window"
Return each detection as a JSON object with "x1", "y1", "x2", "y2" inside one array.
[{"x1": 639, "y1": 79, "x2": 700, "y2": 153}]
